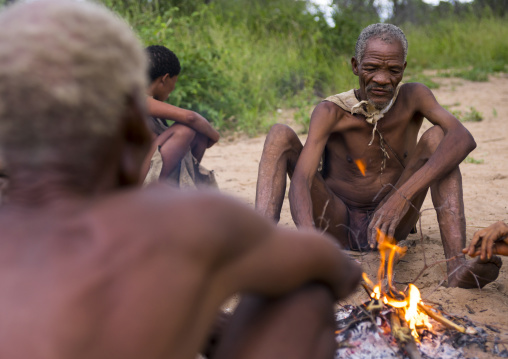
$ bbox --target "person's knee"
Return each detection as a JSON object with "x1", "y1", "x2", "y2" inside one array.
[
  {"x1": 156, "y1": 124, "x2": 197, "y2": 147},
  {"x1": 171, "y1": 124, "x2": 197, "y2": 141},
  {"x1": 418, "y1": 125, "x2": 444, "y2": 157},
  {"x1": 264, "y1": 124, "x2": 301, "y2": 152}
]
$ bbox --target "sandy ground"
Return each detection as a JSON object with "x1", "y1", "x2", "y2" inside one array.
[{"x1": 202, "y1": 74, "x2": 508, "y2": 357}]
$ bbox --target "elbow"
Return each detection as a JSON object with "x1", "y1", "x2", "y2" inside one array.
[
  {"x1": 469, "y1": 134, "x2": 477, "y2": 152},
  {"x1": 452, "y1": 125, "x2": 476, "y2": 155},
  {"x1": 464, "y1": 129, "x2": 477, "y2": 153},
  {"x1": 185, "y1": 111, "x2": 198, "y2": 126}
]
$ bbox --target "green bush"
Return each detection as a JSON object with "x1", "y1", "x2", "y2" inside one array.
[{"x1": 75, "y1": 2, "x2": 508, "y2": 134}]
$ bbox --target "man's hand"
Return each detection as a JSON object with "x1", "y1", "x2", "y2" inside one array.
[
  {"x1": 463, "y1": 221, "x2": 508, "y2": 260},
  {"x1": 368, "y1": 192, "x2": 411, "y2": 248},
  {"x1": 146, "y1": 97, "x2": 220, "y2": 144}
]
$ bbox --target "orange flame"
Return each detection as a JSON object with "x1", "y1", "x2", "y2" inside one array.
[
  {"x1": 375, "y1": 228, "x2": 406, "y2": 291},
  {"x1": 362, "y1": 228, "x2": 432, "y2": 340},
  {"x1": 405, "y1": 284, "x2": 433, "y2": 338},
  {"x1": 354, "y1": 159, "x2": 366, "y2": 176}
]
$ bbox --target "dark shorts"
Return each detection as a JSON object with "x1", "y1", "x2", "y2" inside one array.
[
  {"x1": 344, "y1": 207, "x2": 417, "y2": 251},
  {"x1": 147, "y1": 116, "x2": 169, "y2": 136},
  {"x1": 346, "y1": 208, "x2": 373, "y2": 251}
]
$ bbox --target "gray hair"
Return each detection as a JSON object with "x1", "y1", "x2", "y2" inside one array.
[
  {"x1": 0, "y1": 0, "x2": 147, "y2": 172},
  {"x1": 355, "y1": 23, "x2": 408, "y2": 63}
]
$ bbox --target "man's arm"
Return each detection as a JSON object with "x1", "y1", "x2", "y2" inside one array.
[
  {"x1": 147, "y1": 97, "x2": 220, "y2": 145},
  {"x1": 463, "y1": 221, "x2": 508, "y2": 259},
  {"x1": 203, "y1": 193, "x2": 361, "y2": 301},
  {"x1": 368, "y1": 83, "x2": 476, "y2": 241},
  {"x1": 146, "y1": 188, "x2": 360, "y2": 301},
  {"x1": 400, "y1": 83, "x2": 476, "y2": 194},
  {"x1": 288, "y1": 102, "x2": 340, "y2": 228}
]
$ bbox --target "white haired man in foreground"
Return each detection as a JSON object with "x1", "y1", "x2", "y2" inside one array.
[{"x1": 0, "y1": 1, "x2": 361, "y2": 358}]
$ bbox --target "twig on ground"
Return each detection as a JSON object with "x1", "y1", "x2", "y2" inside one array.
[
  {"x1": 465, "y1": 304, "x2": 475, "y2": 314},
  {"x1": 317, "y1": 199, "x2": 330, "y2": 233},
  {"x1": 410, "y1": 255, "x2": 462, "y2": 286}
]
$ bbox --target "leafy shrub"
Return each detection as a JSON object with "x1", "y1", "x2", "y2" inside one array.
[{"x1": 94, "y1": 0, "x2": 507, "y2": 135}]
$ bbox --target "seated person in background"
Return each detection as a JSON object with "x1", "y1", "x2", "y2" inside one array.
[
  {"x1": 464, "y1": 221, "x2": 508, "y2": 260},
  {"x1": 0, "y1": 1, "x2": 361, "y2": 359},
  {"x1": 143, "y1": 45, "x2": 220, "y2": 187},
  {"x1": 255, "y1": 23, "x2": 501, "y2": 289}
]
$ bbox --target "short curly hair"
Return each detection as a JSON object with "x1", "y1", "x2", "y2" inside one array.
[
  {"x1": 146, "y1": 45, "x2": 181, "y2": 82},
  {"x1": 355, "y1": 23, "x2": 408, "y2": 63}
]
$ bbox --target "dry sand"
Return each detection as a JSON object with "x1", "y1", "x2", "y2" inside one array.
[{"x1": 202, "y1": 74, "x2": 508, "y2": 357}]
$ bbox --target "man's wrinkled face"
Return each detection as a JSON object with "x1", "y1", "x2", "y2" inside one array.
[{"x1": 352, "y1": 37, "x2": 406, "y2": 110}]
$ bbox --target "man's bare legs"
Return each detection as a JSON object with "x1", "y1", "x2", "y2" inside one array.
[
  {"x1": 432, "y1": 168, "x2": 502, "y2": 288},
  {"x1": 255, "y1": 124, "x2": 350, "y2": 245},
  {"x1": 212, "y1": 283, "x2": 336, "y2": 359},
  {"x1": 156, "y1": 123, "x2": 209, "y2": 178},
  {"x1": 385, "y1": 126, "x2": 501, "y2": 288},
  {"x1": 255, "y1": 124, "x2": 303, "y2": 223}
]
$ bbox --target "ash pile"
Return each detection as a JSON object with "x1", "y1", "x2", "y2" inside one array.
[{"x1": 335, "y1": 304, "x2": 490, "y2": 359}]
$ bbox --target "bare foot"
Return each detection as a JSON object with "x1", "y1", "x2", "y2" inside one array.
[{"x1": 449, "y1": 256, "x2": 502, "y2": 289}]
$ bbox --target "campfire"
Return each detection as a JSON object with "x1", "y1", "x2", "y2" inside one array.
[{"x1": 335, "y1": 229, "x2": 485, "y2": 359}]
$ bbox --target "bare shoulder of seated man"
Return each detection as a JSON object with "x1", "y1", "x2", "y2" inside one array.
[{"x1": 0, "y1": 2, "x2": 360, "y2": 359}]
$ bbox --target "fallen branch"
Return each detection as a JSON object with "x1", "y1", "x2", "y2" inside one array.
[{"x1": 417, "y1": 303, "x2": 474, "y2": 334}]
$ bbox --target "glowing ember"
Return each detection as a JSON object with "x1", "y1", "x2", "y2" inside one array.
[
  {"x1": 371, "y1": 285, "x2": 381, "y2": 300},
  {"x1": 362, "y1": 228, "x2": 432, "y2": 340},
  {"x1": 354, "y1": 159, "x2": 366, "y2": 176}
]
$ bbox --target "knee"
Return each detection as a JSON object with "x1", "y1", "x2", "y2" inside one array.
[
  {"x1": 265, "y1": 124, "x2": 300, "y2": 150},
  {"x1": 156, "y1": 124, "x2": 197, "y2": 147},
  {"x1": 172, "y1": 124, "x2": 197, "y2": 141},
  {"x1": 418, "y1": 125, "x2": 444, "y2": 157}
]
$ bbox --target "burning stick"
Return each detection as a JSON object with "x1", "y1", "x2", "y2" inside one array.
[
  {"x1": 361, "y1": 282, "x2": 373, "y2": 297},
  {"x1": 390, "y1": 311, "x2": 422, "y2": 359},
  {"x1": 417, "y1": 303, "x2": 472, "y2": 334}
]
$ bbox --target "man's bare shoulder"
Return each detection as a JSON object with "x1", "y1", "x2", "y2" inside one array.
[
  {"x1": 398, "y1": 82, "x2": 441, "y2": 114},
  {"x1": 91, "y1": 184, "x2": 259, "y2": 251},
  {"x1": 96, "y1": 184, "x2": 237, "y2": 225},
  {"x1": 314, "y1": 100, "x2": 346, "y2": 119},
  {"x1": 399, "y1": 82, "x2": 434, "y2": 99},
  {"x1": 307, "y1": 100, "x2": 351, "y2": 134}
]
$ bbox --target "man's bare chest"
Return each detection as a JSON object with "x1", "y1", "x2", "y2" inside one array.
[{"x1": 324, "y1": 112, "x2": 421, "y2": 175}]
